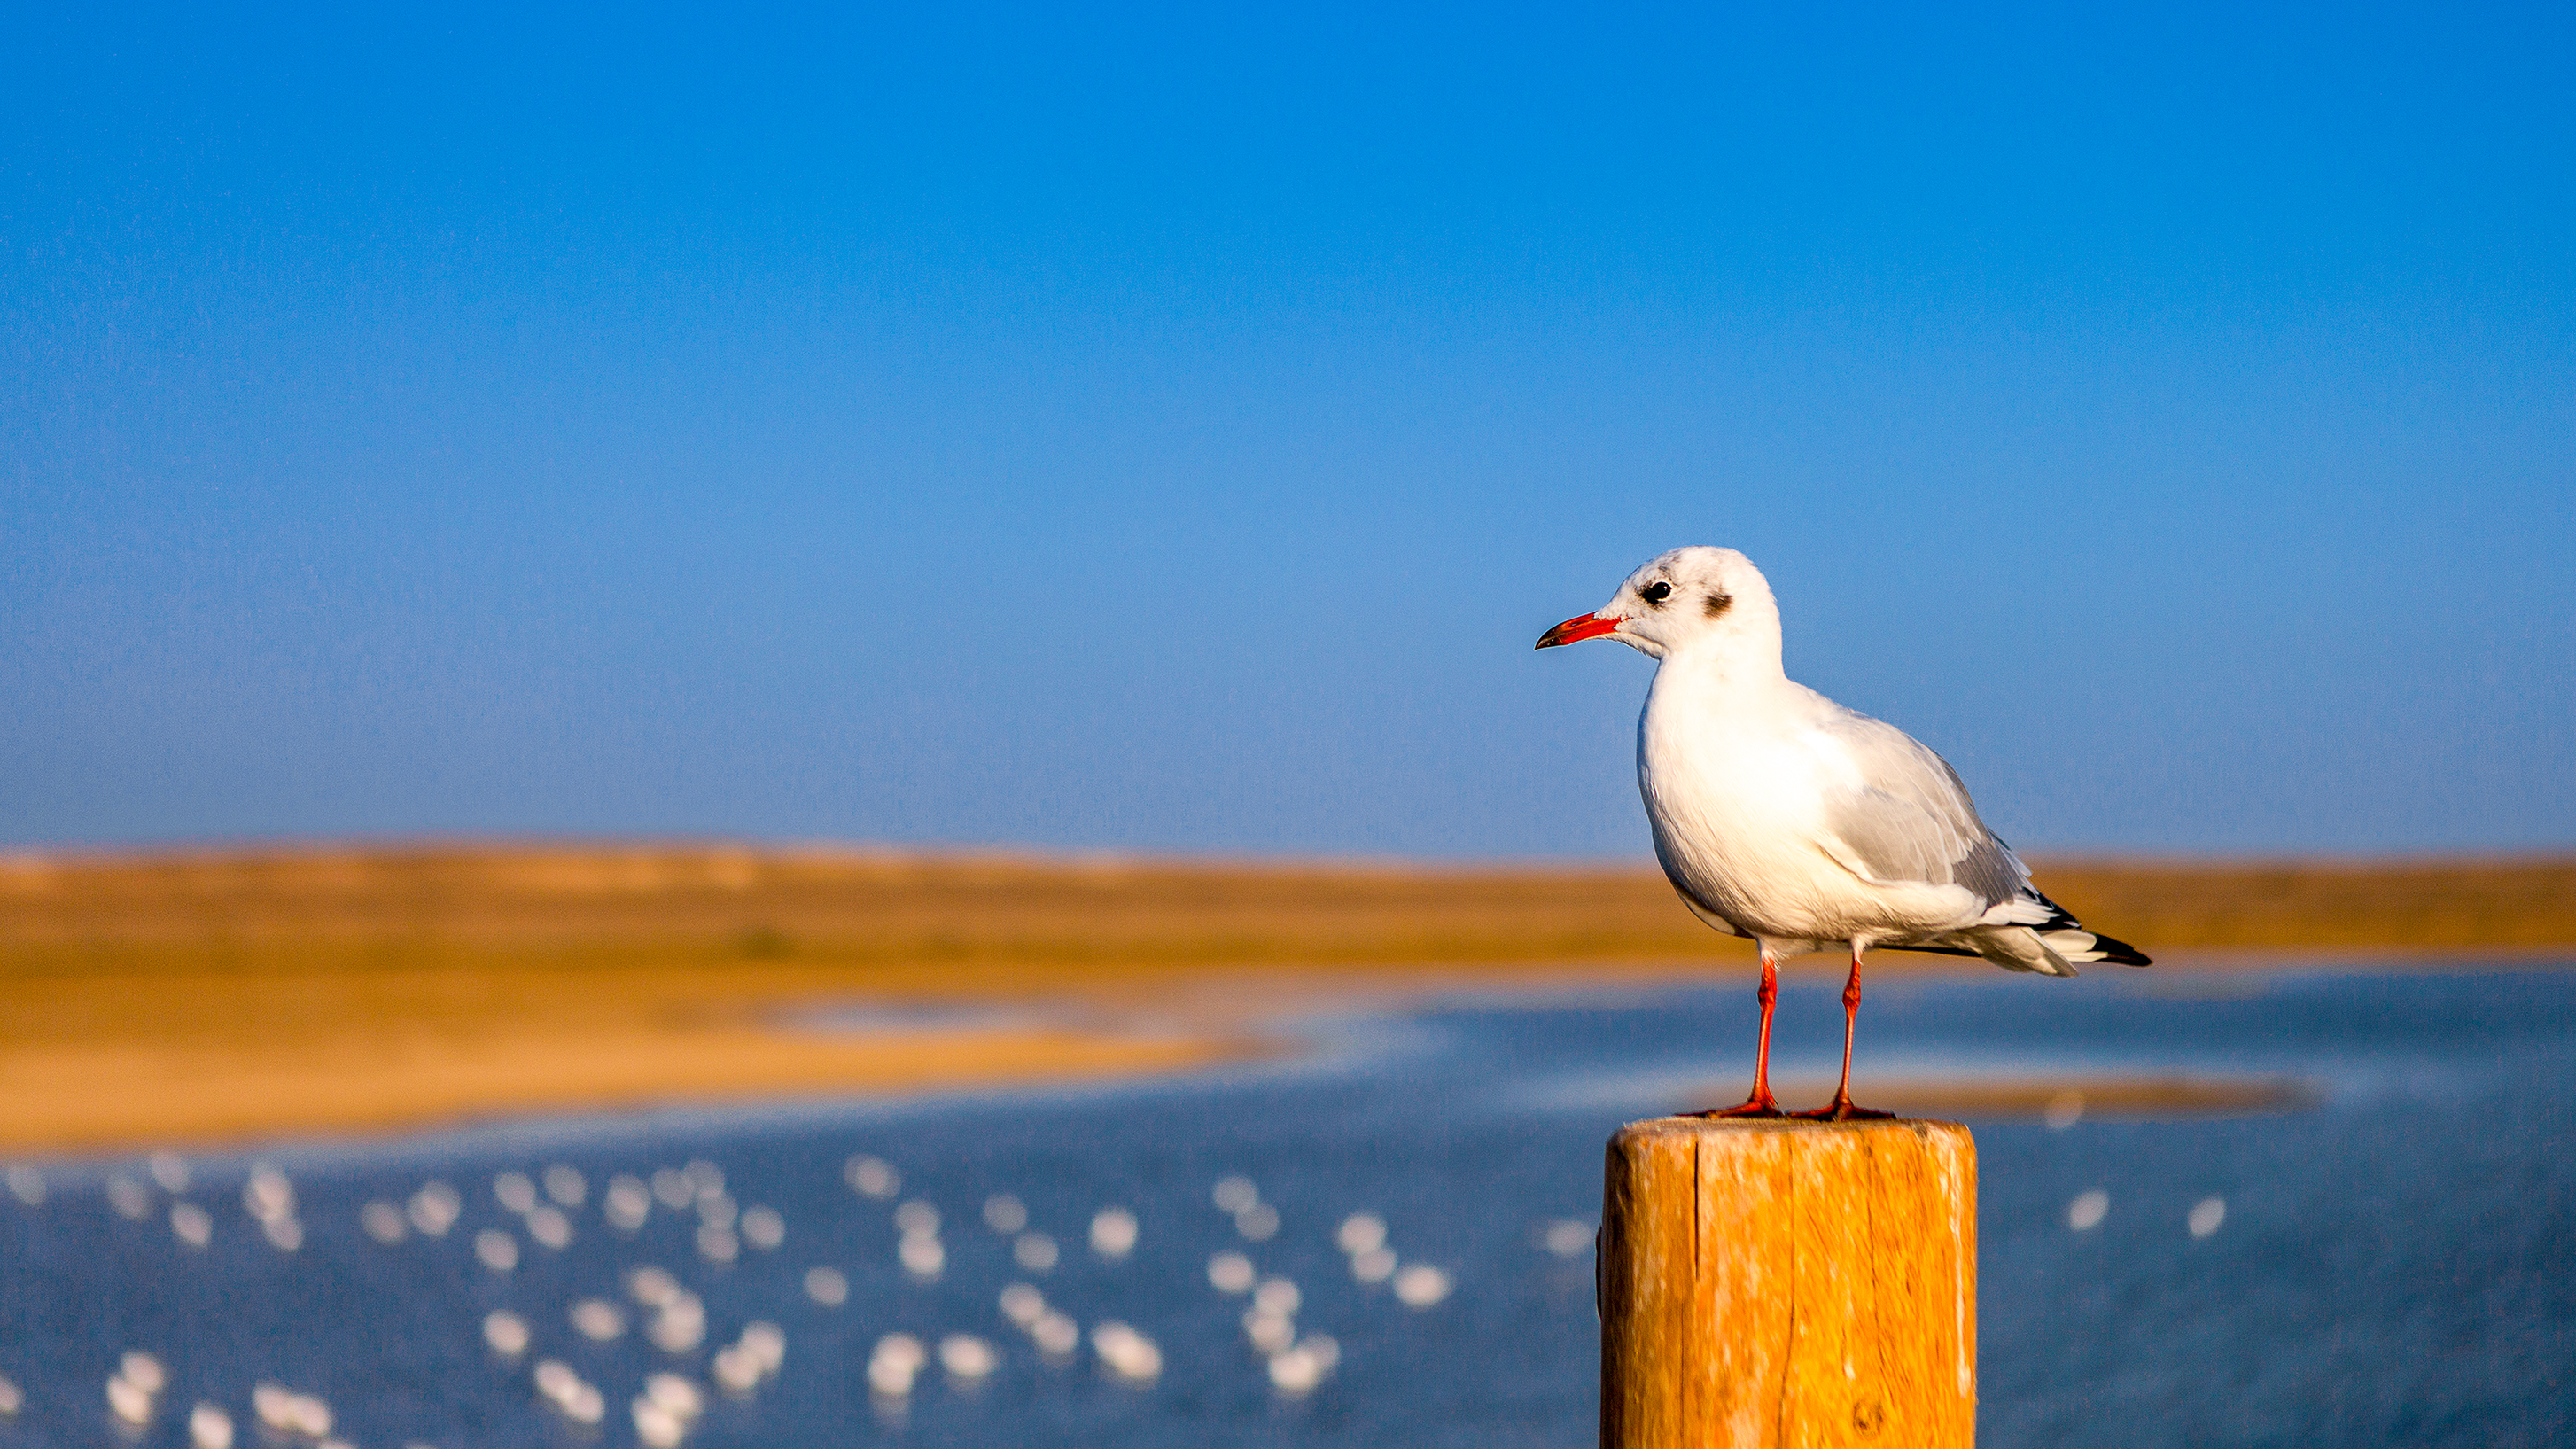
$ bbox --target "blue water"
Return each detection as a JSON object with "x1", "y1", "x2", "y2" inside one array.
[{"x1": 2, "y1": 965, "x2": 2572, "y2": 1448}]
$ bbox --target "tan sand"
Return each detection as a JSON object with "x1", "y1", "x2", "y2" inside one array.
[{"x1": 0, "y1": 845, "x2": 2565, "y2": 1152}]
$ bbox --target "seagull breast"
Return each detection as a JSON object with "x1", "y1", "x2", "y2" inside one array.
[{"x1": 1638, "y1": 670, "x2": 1992, "y2": 945}]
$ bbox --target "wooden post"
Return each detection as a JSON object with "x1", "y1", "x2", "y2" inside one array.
[{"x1": 1599, "y1": 1117, "x2": 1977, "y2": 1449}]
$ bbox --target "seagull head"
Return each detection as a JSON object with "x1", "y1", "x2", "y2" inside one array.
[{"x1": 1534, "y1": 547, "x2": 1771, "y2": 661}]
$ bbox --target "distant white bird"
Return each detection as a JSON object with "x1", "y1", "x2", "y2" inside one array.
[{"x1": 1538, "y1": 547, "x2": 2148, "y2": 1118}]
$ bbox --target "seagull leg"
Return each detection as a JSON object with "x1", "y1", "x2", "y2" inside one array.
[
  {"x1": 1797, "y1": 944, "x2": 1894, "y2": 1121},
  {"x1": 1698, "y1": 946, "x2": 1783, "y2": 1118}
]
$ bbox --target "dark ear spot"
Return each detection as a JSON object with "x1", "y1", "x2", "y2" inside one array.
[{"x1": 1704, "y1": 591, "x2": 1732, "y2": 619}]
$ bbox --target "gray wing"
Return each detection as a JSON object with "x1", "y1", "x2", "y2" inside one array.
[{"x1": 1816, "y1": 709, "x2": 2029, "y2": 909}]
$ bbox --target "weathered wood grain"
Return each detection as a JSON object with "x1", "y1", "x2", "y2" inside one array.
[{"x1": 1601, "y1": 1117, "x2": 1977, "y2": 1449}]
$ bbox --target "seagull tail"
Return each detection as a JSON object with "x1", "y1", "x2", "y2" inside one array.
[
  {"x1": 1965, "y1": 929, "x2": 2084, "y2": 976},
  {"x1": 1883, "y1": 890, "x2": 2152, "y2": 975},
  {"x1": 1882, "y1": 930, "x2": 2080, "y2": 975},
  {"x1": 2053, "y1": 926, "x2": 2152, "y2": 968},
  {"x1": 2019, "y1": 886, "x2": 2151, "y2": 967},
  {"x1": 1931, "y1": 892, "x2": 2152, "y2": 976}
]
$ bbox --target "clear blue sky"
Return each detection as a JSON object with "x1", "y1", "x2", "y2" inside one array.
[{"x1": 4, "y1": 2, "x2": 2569, "y2": 857}]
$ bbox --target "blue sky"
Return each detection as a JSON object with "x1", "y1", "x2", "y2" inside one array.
[{"x1": 4, "y1": 2, "x2": 2569, "y2": 857}]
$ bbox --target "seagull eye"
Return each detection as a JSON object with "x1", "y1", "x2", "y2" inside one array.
[{"x1": 1640, "y1": 580, "x2": 1673, "y2": 604}]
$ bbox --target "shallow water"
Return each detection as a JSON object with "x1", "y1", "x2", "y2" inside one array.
[{"x1": 2, "y1": 964, "x2": 2571, "y2": 1448}]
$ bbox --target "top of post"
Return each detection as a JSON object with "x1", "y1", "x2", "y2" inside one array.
[{"x1": 1612, "y1": 1114, "x2": 1970, "y2": 1147}]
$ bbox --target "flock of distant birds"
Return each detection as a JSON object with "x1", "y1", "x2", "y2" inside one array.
[{"x1": 0, "y1": 1149, "x2": 1598, "y2": 1445}]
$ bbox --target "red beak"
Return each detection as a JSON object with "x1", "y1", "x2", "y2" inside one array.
[{"x1": 1534, "y1": 612, "x2": 1623, "y2": 650}]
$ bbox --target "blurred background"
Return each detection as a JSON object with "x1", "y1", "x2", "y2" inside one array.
[{"x1": 2, "y1": 3, "x2": 2570, "y2": 1446}]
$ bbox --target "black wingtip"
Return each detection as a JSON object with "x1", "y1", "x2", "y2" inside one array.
[
  {"x1": 2089, "y1": 931, "x2": 2152, "y2": 967},
  {"x1": 2025, "y1": 885, "x2": 2152, "y2": 966}
]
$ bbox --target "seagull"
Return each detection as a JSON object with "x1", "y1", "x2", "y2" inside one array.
[{"x1": 1537, "y1": 546, "x2": 2148, "y2": 1119}]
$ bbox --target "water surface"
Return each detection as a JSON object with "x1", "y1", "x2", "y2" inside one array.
[{"x1": 2, "y1": 963, "x2": 2569, "y2": 1448}]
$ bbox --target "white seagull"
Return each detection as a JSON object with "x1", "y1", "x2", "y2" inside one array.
[{"x1": 1537, "y1": 546, "x2": 2148, "y2": 1119}]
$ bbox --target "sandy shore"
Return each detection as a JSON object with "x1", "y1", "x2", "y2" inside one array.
[{"x1": 1, "y1": 845, "x2": 2566, "y2": 1154}]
